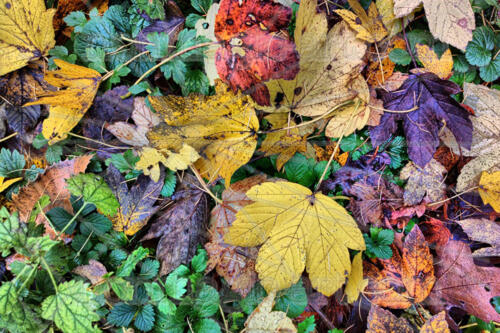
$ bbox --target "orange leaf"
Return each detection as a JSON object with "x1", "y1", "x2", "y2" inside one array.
[
  {"x1": 366, "y1": 304, "x2": 413, "y2": 333},
  {"x1": 420, "y1": 311, "x2": 450, "y2": 333}
]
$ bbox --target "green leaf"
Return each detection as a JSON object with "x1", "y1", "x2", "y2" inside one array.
[
  {"x1": 186, "y1": 13, "x2": 203, "y2": 28},
  {"x1": 131, "y1": 0, "x2": 165, "y2": 20},
  {"x1": 110, "y1": 277, "x2": 134, "y2": 301},
  {"x1": 63, "y1": 11, "x2": 87, "y2": 32},
  {"x1": 479, "y1": 57, "x2": 500, "y2": 82},
  {"x1": 389, "y1": 49, "x2": 412, "y2": 66},
  {"x1": 106, "y1": 150, "x2": 139, "y2": 173},
  {"x1": 109, "y1": 248, "x2": 128, "y2": 267},
  {"x1": 285, "y1": 154, "x2": 315, "y2": 187},
  {"x1": 466, "y1": 26, "x2": 495, "y2": 66},
  {"x1": 0, "y1": 282, "x2": 18, "y2": 315},
  {"x1": 103, "y1": 5, "x2": 131, "y2": 33},
  {"x1": 107, "y1": 302, "x2": 136, "y2": 327},
  {"x1": 0, "y1": 148, "x2": 25, "y2": 178},
  {"x1": 140, "y1": 259, "x2": 160, "y2": 280},
  {"x1": 86, "y1": 47, "x2": 107, "y2": 73},
  {"x1": 155, "y1": 311, "x2": 186, "y2": 332},
  {"x1": 377, "y1": 229, "x2": 395, "y2": 245},
  {"x1": 313, "y1": 161, "x2": 331, "y2": 182},
  {"x1": 298, "y1": 316, "x2": 316, "y2": 333},
  {"x1": 0, "y1": 208, "x2": 23, "y2": 256},
  {"x1": 41, "y1": 280, "x2": 100, "y2": 333},
  {"x1": 146, "y1": 32, "x2": 170, "y2": 59},
  {"x1": 240, "y1": 283, "x2": 267, "y2": 315},
  {"x1": 453, "y1": 55, "x2": 470, "y2": 73},
  {"x1": 161, "y1": 58, "x2": 187, "y2": 85},
  {"x1": 145, "y1": 282, "x2": 165, "y2": 302},
  {"x1": 191, "y1": 0, "x2": 213, "y2": 13},
  {"x1": 194, "y1": 284, "x2": 219, "y2": 318},
  {"x1": 275, "y1": 280, "x2": 308, "y2": 318},
  {"x1": 194, "y1": 318, "x2": 221, "y2": 333},
  {"x1": 134, "y1": 304, "x2": 155, "y2": 331},
  {"x1": 46, "y1": 207, "x2": 75, "y2": 234},
  {"x1": 116, "y1": 246, "x2": 149, "y2": 277},
  {"x1": 80, "y1": 213, "x2": 113, "y2": 236},
  {"x1": 46, "y1": 144, "x2": 63, "y2": 164},
  {"x1": 165, "y1": 273, "x2": 188, "y2": 300},
  {"x1": 109, "y1": 64, "x2": 131, "y2": 85},
  {"x1": 371, "y1": 245, "x2": 393, "y2": 259},
  {"x1": 182, "y1": 70, "x2": 210, "y2": 96},
  {"x1": 191, "y1": 249, "x2": 208, "y2": 273},
  {"x1": 66, "y1": 173, "x2": 119, "y2": 216},
  {"x1": 406, "y1": 29, "x2": 433, "y2": 51},
  {"x1": 158, "y1": 297, "x2": 177, "y2": 315},
  {"x1": 161, "y1": 170, "x2": 177, "y2": 197}
]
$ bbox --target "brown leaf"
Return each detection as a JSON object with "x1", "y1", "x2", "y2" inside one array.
[
  {"x1": 427, "y1": 240, "x2": 500, "y2": 322},
  {"x1": 433, "y1": 146, "x2": 459, "y2": 172},
  {"x1": 0, "y1": 61, "x2": 50, "y2": 106},
  {"x1": 205, "y1": 175, "x2": 264, "y2": 296},
  {"x1": 141, "y1": 174, "x2": 208, "y2": 276},
  {"x1": 73, "y1": 259, "x2": 107, "y2": 285},
  {"x1": 420, "y1": 218, "x2": 451, "y2": 246},
  {"x1": 455, "y1": 218, "x2": 500, "y2": 257},
  {"x1": 402, "y1": 225, "x2": 435, "y2": 303},
  {"x1": 400, "y1": 159, "x2": 447, "y2": 206},
  {"x1": 420, "y1": 311, "x2": 450, "y2": 333},
  {"x1": 366, "y1": 304, "x2": 413, "y2": 333}
]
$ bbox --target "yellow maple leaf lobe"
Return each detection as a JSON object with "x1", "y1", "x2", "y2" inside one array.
[
  {"x1": 478, "y1": 171, "x2": 500, "y2": 213},
  {"x1": 226, "y1": 181, "x2": 365, "y2": 296},
  {"x1": 0, "y1": 177, "x2": 23, "y2": 193},
  {"x1": 415, "y1": 44, "x2": 453, "y2": 79},
  {"x1": 344, "y1": 252, "x2": 368, "y2": 303},
  {"x1": 24, "y1": 59, "x2": 101, "y2": 145},
  {"x1": 0, "y1": 0, "x2": 55, "y2": 76},
  {"x1": 244, "y1": 291, "x2": 297, "y2": 333},
  {"x1": 335, "y1": 0, "x2": 388, "y2": 43},
  {"x1": 147, "y1": 82, "x2": 259, "y2": 186}
]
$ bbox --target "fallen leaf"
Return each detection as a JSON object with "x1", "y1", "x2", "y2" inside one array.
[
  {"x1": 420, "y1": 311, "x2": 450, "y2": 333},
  {"x1": 105, "y1": 97, "x2": 161, "y2": 147},
  {"x1": 214, "y1": 0, "x2": 299, "y2": 105},
  {"x1": 335, "y1": 0, "x2": 387, "y2": 43},
  {"x1": 344, "y1": 252, "x2": 368, "y2": 303},
  {"x1": 262, "y1": 0, "x2": 367, "y2": 116},
  {"x1": 366, "y1": 304, "x2": 413, "y2": 333},
  {"x1": 53, "y1": 0, "x2": 108, "y2": 37},
  {"x1": 244, "y1": 291, "x2": 297, "y2": 333},
  {"x1": 426, "y1": 240, "x2": 500, "y2": 322},
  {"x1": 226, "y1": 181, "x2": 365, "y2": 296},
  {"x1": 366, "y1": 37, "x2": 406, "y2": 87},
  {"x1": 478, "y1": 171, "x2": 500, "y2": 212},
  {"x1": 401, "y1": 225, "x2": 435, "y2": 303},
  {"x1": 73, "y1": 259, "x2": 107, "y2": 285},
  {"x1": 393, "y1": 0, "x2": 474, "y2": 51},
  {"x1": 106, "y1": 164, "x2": 164, "y2": 236},
  {"x1": 399, "y1": 159, "x2": 447, "y2": 205},
  {"x1": 420, "y1": 218, "x2": 450, "y2": 246},
  {"x1": 205, "y1": 175, "x2": 264, "y2": 296},
  {"x1": 0, "y1": 0, "x2": 55, "y2": 75},
  {"x1": 24, "y1": 59, "x2": 101, "y2": 145},
  {"x1": 0, "y1": 177, "x2": 22, "y2": 193},
  {"x1": 195, "y1": 3, "x2": 220, "y2": 85},
  {"x1": 370, "y1": 73, "x2": 472, "y2": 167},
  {"x1": 147, "y1": 82, "x2": 259, "y2": 185},
  {"x1": 456, "y1": 218, "x2": 500, "y2": 257},
  {"x1": 141, "y1": 174, "x2": 208, "y2": 276},
  {"x1": 414, "y1": 44, "x2": 453, "y2": 79},
  {"x1": 377, "y1": 0, "x2": 413, "y2": 38},
  {"x1": 433, "y1": 146, "x2": 459, "y2": 172},
  {"x1": 456, "y1": 151, "x2": 500, "y2": 192}
]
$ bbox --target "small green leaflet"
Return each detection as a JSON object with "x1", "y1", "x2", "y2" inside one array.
[
  {"x1": 0, "y1": 208, "x2": 24, "y2": 256},
  {"x1": 298, "y1": 316, "x2": 316, "y2": 333},
  {"x1": 364, "y1": 227, "x2": 394, "y2": 259},
  {"x1": 66, "y1": 173, "x2": 119, "y2": 216},
  {"x1": 116, "y1": 246, "x2": 149, "y2": 277},
  {"x1": 389, "y1": 49, "x2": 412, "y2": 66},
  {"x1": 0, "y1": 148, "x2": 25, "y2": 178}
]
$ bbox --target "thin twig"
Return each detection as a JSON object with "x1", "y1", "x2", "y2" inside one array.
[
  {"x1": 402, "y1": 18, "x2": 417, "y2": 68},
  {"x1": 189, "y1": 165, "x2": 222, "y2": 204},
  {"x1": 0, "y1": 132, "x2": 18, "y2": 143},
  {"x1": 67, "y1": 132, "x2": 130, "y2": 149},
  {"x1": 101, "y1": 50, "x2": 150, "y2": 81},
  {"x1": 427, "y1": 186, "x2": 479, "y2": 207}
]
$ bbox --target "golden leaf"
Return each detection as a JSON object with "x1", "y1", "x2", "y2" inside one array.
[
  {"x1": 0, "y1": 177, "x2": 22, "y2": 193},
  {"x1": 376, "y1": 0, "x2": 414, "y2": 38},
  {"x1": 478, "y1": 171, "x2": 500, "y2": 213},
  {"x1": 0, "y1": 0, "x2": 55, "y2": 75},
  {"x1": 420, "y1": 311, "x2": 450, "y2": 333},
  {"x1": 226, "y1": 181, "x2": 365, "y2": 296},
  {"x1": 244, "y1": 291, "x2": 297, "y2": 333},
  {"x1": 344, "y1": 252, "x2": 368, "y2": 303},
  {"x1": 367, "y1": 305, "x2": 413, "y2": 333},
  {"x1": 262, "y1": 0, "x2": 367, "y2": 117},
  {"x1": 414, "y1": 44, "x2": 453, "y2": 79},
  {"x1": 147, "y1": 82, "x2": 259, "y2": 186},
  {"x1": 335, "y1": 0, "x2": 388, "y2": 43},
  {"x1": 24, "y1": 59, "x2": 101, "y2": 144}
]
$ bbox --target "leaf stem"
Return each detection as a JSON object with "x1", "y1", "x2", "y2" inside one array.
[
  {"x1": 40, "y1": 257, "x2": 58, "y2": 292},
  {"x1": 426, "y1": 186, "x2": 479, "y2": 207},
  {"x1": 57, "y1": 202, "x2": 88, "y2": 237},
  {"x1": 101, "y1": 50, "x2": 150, "y2": 81},
  {"x1": 17, "y1": 264, "x2": 38, "y2": 293},
  {"x1": 67, "y1": 132, "x2": 130, "y2": 149},
  {"x1": 0, "y1": 132, "x2": 18, "y2": 144},
  {"x1": 402, "y1": 18, "x2": 418, "y2": 68},
  {"x1": 189, "y1": 165, "x2": 223, "y2": 204}
]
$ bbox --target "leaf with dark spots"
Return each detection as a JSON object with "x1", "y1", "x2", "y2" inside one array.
[
  {"x1": 141, "y1": 174, "x2": 208, "y2": 276},
  {"x1": 106, "y1": 164, "x2": 164, "y2": 236},
  {"x1": 370, "y1": 73, "x2": 473, "y2": 167},
  {"x1": 0, "y1": 61, "x2": 50, "y2": 107},
  {"x1": 366, "y1": 305, "x2": 413, "y2": 333}
]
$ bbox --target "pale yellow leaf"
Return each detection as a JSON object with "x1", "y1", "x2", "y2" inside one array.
[
  {"x1": 335, "y1": 0, "x2": 387, "y2": 43},
  {"x1": 24, "y1": 59, "x2": 101, "y2": 144},
  {"x1": 479, "y1": 171, "x2": 500, "y2": 213},
  {"x1": 244, "y1": 291, "x2": 297, "y2": 333},
  {"x1": 415, "y1": 44, "x2": 453, "y2": 79},
  {"x1": 0, "y1": 0, "x2": 55, "y2": 75},
  {"x1": 456, "y1": 151, "x2": 500, "y2": 192},
  {"x1": 345, "y1": 252, "x2": 368, "y2": 303},
  {"x1": 195, "y1": 3, "x2": 219, "y2": 85},
  {"x1": 226, "y1": 181, "x2": 365, "y2": 296},
  {"x1": 163, "y1": 144, "x2": 200, "y2": 171},
  {"x1": 0, "y1": 177, "x2": 23, "y2": 193},
  {"x1": 377, "y1": 0, "x2": 414, "y2": 38}
]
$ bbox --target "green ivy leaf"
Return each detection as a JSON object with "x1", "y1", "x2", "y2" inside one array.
[
  {"x1": 466, "y1": 26, "x2": 495, "y2": 66},
  {"x1": 453, "y1": 55, "x2": 470, "y2": 73},
  {"x1": 66, "y1": 173, "x2": 119, "y2": 216},
  {"x1": 146, "y1": 32, "x2": 170, "y2": 59},
  {"x1": 479, "y1": 57, "x2": 500, "y2": 82},
  {"x1": 389, "y1": 49, "x2": 412, "y2": 66},
  {"x1": 63, "y1": 11, "x2": 87, "y2": 32}
]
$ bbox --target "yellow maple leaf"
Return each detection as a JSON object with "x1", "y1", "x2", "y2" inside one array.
[
  {"x1": 0, "y1": 0, "x2": 55, "y2": 76},
  {"x1": 262, "y1": 0, "x2": 367, "y2": 117},
  {"x1": 0, "y1": 177, "x2": 23, "y2": 193},
  {"x1": 244, "y1": 291, "x2": 297, "y2": 333},
  {"x1": 226, "y1": 181, "x2": 365, "y2": 296},
  {"x1": 335, "y1": 0, "x2": 388, "y2": 43},
  {"x1": 414, "y1": 44, "x2": 453, "y2": 79},
  {"x1": 147, "y1": 82, "x2": 259, "y2": 186},
  {"x1": 376, "y1": 0, "x2": 414, "y2": 38},
  {"x1": 344, "y1": 252, "x2": 368, "y2": 303},
  {"x1": 24, "y1": 59, "x2": 101, "y2": 145},
  {"x1": 478, "y1": 171, "x2": 500, "y2": 213}
]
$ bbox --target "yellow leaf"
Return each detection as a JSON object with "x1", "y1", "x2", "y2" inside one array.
[
  {"x1": 244, "y1": 291, "x2": 297, "y2": 333},
  {"x1": 136, "y1": 145, "x2": 200, "y2": 182},
  {"x1": 415, "y1": 44, "x2": 453, "y2": 79},
  {"x1": 420, "y1": 311, "x2": 450, "y2": 333},
  {"x1": 262, "y1": 0, "x2": 367, "y2": 117},
  {"x1": 147, "y1": 82, "x2": 259, "y2": 186},
  {"x1": 0, "y1": 177, "x2": 23, "y2": 193},
  {"x1": 376, "y1": 0, "x2": 414, "y2": 38},
  {"x1": 335, "y1": 0, "x2": 388, "y2": 43},
  {"x1": 226, "y1": 181, "x2": 365, "y2": 296},
  {"x1": 345, "y1": 252, "x2": 368, "y2": 303},
  {"x1": 195, "y1": 3, "x2": 219, "y2": 86},
  {"x1": 479, "y1": 171, "x2": 500, "y2": 213},
  {"x1": 24, "y1": 59, "x2": 101, "y2": 145},
  {"x1": 0, "y1": 0, "x2": 55, "y2": 75}
]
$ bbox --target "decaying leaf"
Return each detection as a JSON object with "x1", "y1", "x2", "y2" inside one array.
[
  {"x1": 414, "y1": 44, "x2": 453, "y2": 79},
  {"x1": 73, "y1": 259, "x2": 107, "y2": 285},
  {"x1": 420, "y1": 311, "x2": 450, "y2": 333},
  {"x1": 106, "y1": 164, "x2": 164, "y2": 236},
  {"x1": 344, "y1": 252, "x2": 367, "y2": 303},
  {"x1": 205, "y1": 175, "x2": 264, "y2": 297},
  {"x1": 393, "y1": 0, "x2": 474, "y2": 51},
  {"x1": 427, "y1": 240, "x2": 500, "y2": 322},
  {"x1": 226, "y1": 181, "x2": 365, "y2": 296},
  {"x1": 478, "y1": 171, "x2": 500, "y2": 212},
  {"x1": 335, "y1": 0, "x2": 388, "y2": 43},
  {"x1": 24, "y1": 59, "x2": 101, "y2": 144},
  {"x1": 456, "y1": 151, "x2": 500, "y2": 192},
  {"x1": 456, "y1": 218, "x2": 500, "y2": 257},
  {"x1": 366, "y1": 304, "x2": 413, "y2": 333},
  {"x1": 262, "y1": 0, "x2": 367, "y2": 117},
  {"x1": 147, "y1": 82, "x2": 258, "y2": 185},
  {"x1": 244, "y1": 291, "x2": 297, "y2": 333},
  {"x1": 366, "y1": 37, "x2": 406, "y2": 87},
  {"x1": 141, "y1": 174, "x2": 208, "y2": 276},
  {"x1": 0, "y1": 0, "x2": 55, "y2": 75},
  {"x1": 53, "y1": 0, "x2": 108, "y2": 37},
  {"x1": 195, "y1": 3, "x2": 220, "y2": 85},
  {"x1": 399, "y1": 159, "x2": 447, "y2": 205},
  {"x1": 420, "y1": 218, "x2": 451, "y2": 246},
  {"x1": 376, "y1": 0, "x2": 413, "y2": 38},
  {"x1": 105, "y1": 97, "x2": 161, "y2": 147}
]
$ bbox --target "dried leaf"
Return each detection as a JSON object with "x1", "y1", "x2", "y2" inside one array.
[
  {"x1": 478, "y1": 171, "x2": 500, "y2": 212},
  {"x1": 226, "y1": 181, "x2": 365, "y2": 296},
  {"x1": 244, "y1": 291, "x2": 297, "y2": 333},
  {"x1": 195, "y1": 3, "x2": 220, "y2": 85},
  {"x1": 399, "y1": 159, "x2": 447, "y2": 205},
  {"x1": 0, "y1": 0, "x2": 55, "y2": 75},
  {"x1": 366, "y1": 305, "x2": 413, "y2": 333},
  {"x1": 73, "y1": 259, "x2": 107, "y2": 285},
  {"x1": 456, "y1": 218, "x2": 500, "y2": 257},
  {"x1": 344, "y1": 252, "x2": 367, "y2": 303},
  {"x1": 366, "y1": 37, "x2": 406, "y2": 87},
  {"x1": 25, "y1": 59, "x2": 101, "y2": 144},
  {"x1": 420, "y1": 311, "x2": 449, "y2": 333},
  {"x1": 456, "y1": 151, "x2": 500, "y2": 192},
  {"x1": 335, "y1": 0, "x2": 387, "y2": 43},
  {"x1": 414, "y1": 44, "x2": 453, "y2": 79},
  {"x1": 420, "y1": 218, "x2": 450, "y2": 246}
]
